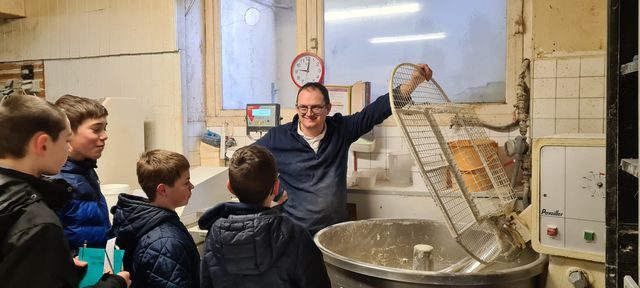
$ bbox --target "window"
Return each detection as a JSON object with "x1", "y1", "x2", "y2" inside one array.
[
  {"x1": 206, "y1": 0, "x2": 527, "y2": 121},
  {"x1": 211, "y1": 0, "x2": 298, "y2": 114},
  {"x1": 324, "y1": 0, "x2": 508, "y2": 103}
]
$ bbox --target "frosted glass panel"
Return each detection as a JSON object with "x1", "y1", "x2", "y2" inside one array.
[
  {"x1": 324, "y1": 0, "x2": 506, "y2": 103},
  {"x1": 221, "y1": 0, "x2": 297, "y2": 109}
]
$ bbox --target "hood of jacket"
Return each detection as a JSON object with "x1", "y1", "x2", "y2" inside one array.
[
  {"x1": 198, "y1": 202, "x2": 294, "y2": 275},
  {"x1": 110, "y1": 193, "x2": 179, "y2": 252}
]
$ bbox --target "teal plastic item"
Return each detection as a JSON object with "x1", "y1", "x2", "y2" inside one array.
[{"x1": 78, "y1": 247, "x2": 125, "y2": 287}]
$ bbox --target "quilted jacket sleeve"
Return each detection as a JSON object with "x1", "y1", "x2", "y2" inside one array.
[
  {"x1": 135, "y1": 237, "x2": 197, "y2": 288},
  {"x1": 54, "y1": 171, "x2": 111, "y2": 250},
  {"x1": 58, "y1": 197, "x2": 111, "y2": 249}
]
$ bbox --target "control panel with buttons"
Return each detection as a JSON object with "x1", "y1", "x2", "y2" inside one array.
[{"x1": 532, "y1": 136, "x2": 605, "y2": 263}]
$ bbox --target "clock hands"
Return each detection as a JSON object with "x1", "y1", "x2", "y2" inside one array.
[{"x1": 300, "y1": 59, "x2": 311, "y2": 72}]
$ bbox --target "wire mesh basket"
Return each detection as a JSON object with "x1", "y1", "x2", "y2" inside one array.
[{"x1": 389, "y1": 63, "x2": 519, "y2": 264}]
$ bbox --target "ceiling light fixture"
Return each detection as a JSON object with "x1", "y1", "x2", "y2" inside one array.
[
  {"x1": 369, "y1": 32, "x2": 447, "y2": 44},
  {"x1": 325, "y1": 3, "x2": 420, "y2": 22}
]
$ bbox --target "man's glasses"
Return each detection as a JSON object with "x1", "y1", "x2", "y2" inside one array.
[{"x1": 296, "y1": 104, "x2": 326, "y2": 114}]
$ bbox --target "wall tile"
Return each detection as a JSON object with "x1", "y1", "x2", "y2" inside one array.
[
  {"x1": 556, "y1": 78, "x2": 580, "y2": 98},
  {"x1": 386, "y1": 137, "x2": 404, "y2": 153},
  {"x1": 557, "y1": 58, "x2": 580, "y2": 77},
  {"x1": 369, "y1": 152, "x2": 387, "y2": 169},
  {"x1": 579, "y1": 119, "x2": 604, "y2": 133},
  {"x1": 355, "y1": 152, "x2": 371, "y2": 170},
  {"x1": 374, "y1": 126, "x2": 385, "y2": 137},
  {"x1": 579, "y1": 77, "x2": 605, "y2": 98},
  {"x1": 579, "y1": 98, "x2": 605, "y2": 118},
  {"x1": 533, "y1": 59, "x2": 557, "y2": 78},
  {"x1": 384, "y1": 127, "x2": 403, "y2": 137},
  {"x1": 580, "y1": 56, "x2": 605, "y2": 77},
  {"x1": 532, "y1": 99, "x2": 556, "y2": 118},
  {"x1": 555, "y1": 98, "x2": 580, "y2": 118},
  {"x1": 532, "y1": 119, "x2": 556, "y2": 138},
  {"x1": 556, "y1": 119, "x2": 579, "y2": 134},
  {"x1": 533, "y1": 78, "x2": 556, "y2": 99}
]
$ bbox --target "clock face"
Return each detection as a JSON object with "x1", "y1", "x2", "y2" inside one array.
[{"x1": 290, "y1": 52, "x2": 324, "y2": 88}]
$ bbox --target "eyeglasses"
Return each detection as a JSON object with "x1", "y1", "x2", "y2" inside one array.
[{"x1": 296, "y1": 104, "x2": 326, "y2": 114}]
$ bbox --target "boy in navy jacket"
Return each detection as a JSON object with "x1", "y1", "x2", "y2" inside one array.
[
  {"x1": 198, "y1": 145, "x2": 331, "y2": 287},
  {"x1": 111, "y1": 149, "x2": 199, "y2": 288}
]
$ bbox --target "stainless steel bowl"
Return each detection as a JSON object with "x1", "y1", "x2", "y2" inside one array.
[{"x1": 314, "y1": 219, "x2": 547, "y2": 287}]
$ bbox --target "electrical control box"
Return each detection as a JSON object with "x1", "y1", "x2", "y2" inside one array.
[{"x1": 531, "y1": 134, "x2": 605, "y2": 263}]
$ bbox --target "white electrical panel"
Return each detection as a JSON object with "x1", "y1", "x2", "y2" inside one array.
[{"x1": 531, "y1": 134, "x2": 605, "y2": 263}]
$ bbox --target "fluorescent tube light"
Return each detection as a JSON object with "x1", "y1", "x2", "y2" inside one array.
[
  {"x1": 325, "y1": 3, "x2": 420, "y2": 22},
  {"x1": 369, "y1": 32, "x2": 447, "y2": 44}
]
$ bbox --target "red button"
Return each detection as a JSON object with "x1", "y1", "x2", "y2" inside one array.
[{"x1": 547, "y1": 226, "x2": 558, "y2": 237}]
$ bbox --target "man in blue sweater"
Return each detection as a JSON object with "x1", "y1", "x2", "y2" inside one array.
[{"x1": 256, "y1": 63, "x2": 432, "y2": 234}]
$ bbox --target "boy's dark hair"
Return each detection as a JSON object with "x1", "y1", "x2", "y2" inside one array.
[
  {"x1": 137, "y1": 149, "x2": 190, "y2": 202},
  {"x1": 297, "y1": 82, "x2": 331, "y2": 105},
  {"x1": 229, "y1": 145, "x2": 277, "y2": 205},
  {"x1": 0, "y1": 95, "x2": 68, "y2": 158},
  {"x1": 54, "y1": 94, "x2": 108, "y2": 132}
]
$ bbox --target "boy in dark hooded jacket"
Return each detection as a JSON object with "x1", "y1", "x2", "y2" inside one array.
[
  {"x1": 0, "y1": 95, "x2": 129, "y2": 287},
  {"x1": 111, "y1": 149, "x2": 199, "y2": 288},
  {"x1": 198, "y1": 145, "x2": 331, "y2": 287}
]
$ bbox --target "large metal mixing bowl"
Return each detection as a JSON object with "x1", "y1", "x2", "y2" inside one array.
[{"x1": 314, "y1": 219, "x2": 547, "y2": 287}]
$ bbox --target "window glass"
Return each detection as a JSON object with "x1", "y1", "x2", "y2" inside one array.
[
  {"x1": 324, "y1": 0, "x2": 506, "y2": 103},
  {"x1": 221, "y1": 0, "x2": 297, "y2": 109}
]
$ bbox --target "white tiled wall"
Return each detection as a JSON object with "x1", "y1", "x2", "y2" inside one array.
[
  {"x1": 531, "y1": 55, "x2": 607, "y2": 137},
  {"x1": 206, "y1": 123, "x2": 518, "y2": 188}
]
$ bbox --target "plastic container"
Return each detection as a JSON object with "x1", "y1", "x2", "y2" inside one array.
[
  {"x1": 101, "y1": 184, "x2": 130, "y2": 223},
  {"x1": 388, "y1": 151, "x2": 413, "y2": 187},
  {"x1": 356, "y1": 170, "x2": 377, "y2": 188}
]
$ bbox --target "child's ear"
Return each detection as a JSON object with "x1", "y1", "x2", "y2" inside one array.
[
  {"x1": 32, "y1": 132, "x2": 50, "y2": 155},
  {"x1": 156, "y1": 183, "x2": 167, "y2": 198},
  {"x1": 226, "y1": 180, "x2": 236, "y2": 196},
  {"x1": 272, "y1": 179, "x2": 280, "y2": 196}
]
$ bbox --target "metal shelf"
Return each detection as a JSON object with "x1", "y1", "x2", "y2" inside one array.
[
  {"x1": 620, "y1": 158, "x2": 639, "y2": 178},
  {"x1": 621, "y1": 55, "x2": 638, "y2": 75}
]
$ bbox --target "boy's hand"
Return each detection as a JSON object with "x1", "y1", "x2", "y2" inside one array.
[
  {"x1": 116, "y1": 271, "x2": 132, "y2": 287},
  {"x1": 73, "y1": 256, "x2": 88, "y2": 268}
]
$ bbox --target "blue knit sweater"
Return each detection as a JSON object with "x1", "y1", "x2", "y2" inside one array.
[{"x1": 256, "y1": 93, "x2": 392, "y2": 233}]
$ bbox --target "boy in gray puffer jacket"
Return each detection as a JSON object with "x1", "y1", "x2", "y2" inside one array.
[{"x1": 198, "y1": 145, "x2": 331, "y2": 288}]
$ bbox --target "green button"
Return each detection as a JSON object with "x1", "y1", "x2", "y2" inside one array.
[{"x1": 584, "y1": 231, "x2": 595, "y2": 241}]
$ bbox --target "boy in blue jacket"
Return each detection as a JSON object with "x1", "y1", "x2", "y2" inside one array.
[
  {"x1": 53, "y1": 94, "x2": 111, "y2": 251},
  {"x1": 111, "y1": 149, "x2": 200, "y2": 288},
  {"x1": 198, "y1": 145, "x2": 331, "y2": 287}
]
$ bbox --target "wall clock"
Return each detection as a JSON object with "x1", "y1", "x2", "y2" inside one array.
[{"x1": 290, "y1": 52, "x2": 324, "y2": 88}]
